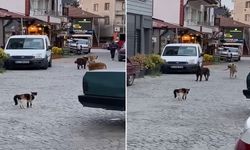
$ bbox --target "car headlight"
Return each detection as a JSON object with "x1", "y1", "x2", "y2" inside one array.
[
  {"x1": 188, "y1": 59, "x2": 196, "y2": 64},
  {"x1": 34, "y1": 53, "x2": 43, "y2": 58}
]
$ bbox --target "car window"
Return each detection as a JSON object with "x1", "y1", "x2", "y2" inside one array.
[
  {"x1": 163, "y1": 46, "x2": 197, "y2": 56},
  {"x1": 6, "y1": 38, "x2": 44, "y2": 50}
]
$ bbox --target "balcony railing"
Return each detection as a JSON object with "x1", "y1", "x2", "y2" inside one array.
[
  {"x1": 115, "y1": 10, "x2": 125, "y2": 15},
  {"x1": 31, "y1": 9, "x2": 61, "y2": 17},
  {"x1": 185, "y1": 19, "x2": 214, "y2": 27}
]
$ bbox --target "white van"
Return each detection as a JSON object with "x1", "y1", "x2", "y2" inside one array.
[
  {"x1": 4, "y1": 35, "x2": 52, "y2": 69},
  {"x1": 161, "y1": 43, "x2": 203, "y2": 73},
  {"x1": 71, "y1": 34, "x2": 93, "y2": 53}
]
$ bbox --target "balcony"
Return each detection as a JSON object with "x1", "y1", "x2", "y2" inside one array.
[
  {"x1": 31, "y1": 9, "x2": 61, "y2": 17},
  {"x1": 115, "y1": 10, "x2": 125, "y2": 16}
]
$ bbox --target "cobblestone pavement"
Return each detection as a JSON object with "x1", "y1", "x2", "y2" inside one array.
[
  {"x1": 127, "y1": 57, "x2": 250, "y2": 150},
  {"x1": 0, "y1": 49, "x2": 125, "y2": 150}
]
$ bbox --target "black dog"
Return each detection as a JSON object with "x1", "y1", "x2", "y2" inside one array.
[
  {"x1": 196, "y1": 66, "x2": 210, "y2": 81},
  {"x1": 74, "y1": 56, "x2": 88, "y2": 69}
]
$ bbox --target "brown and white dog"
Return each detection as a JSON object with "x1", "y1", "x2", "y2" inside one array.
[
  {"x1": 13, "y1": 92, "x2": 37, "y2": 109},
  {"x1": 225, "y1": 63, "x2": 237, "y2": 78},
  {"x1": 87, "y1": 55, "x2": 107, "y2": 70}
]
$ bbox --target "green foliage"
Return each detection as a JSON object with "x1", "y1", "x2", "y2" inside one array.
[
  {"x1": 203, "y1": 54, "x2": 213, "y2": 63},
  {"x1": 52, "y1": 47, "x2": 63, "y2": 55},
  {"x1": 0, "y1": 48, "x2": 9, "y2": 61},
  {"x1": 130, "y1": 54, "x2": 147, "y2": 70}
]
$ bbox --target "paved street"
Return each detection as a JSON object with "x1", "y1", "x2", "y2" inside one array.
[
  {"x1": 0, "y1": 49, "x2": 125, "y2": 150},
  {"x1": 127, "y1": 57, "x2": 250, "y2": 150}
]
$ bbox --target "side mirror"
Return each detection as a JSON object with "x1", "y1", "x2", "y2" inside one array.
[{"x1": 47, "y1": 45, "x2": 52, "y2": 50}]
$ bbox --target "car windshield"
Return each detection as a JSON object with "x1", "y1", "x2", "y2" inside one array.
[
  {"x1": 163, "y1": 46, "x2": 197, "y2": 56},
  {"x1": 76, "y1": 40, "x2": 88, "y2": 45},
  {"x1": 6, "y1": 38, "x2": 44, "y2": 50},
  {"x1": 224, "y1": 47, "x2": 239, "y2": 52}
]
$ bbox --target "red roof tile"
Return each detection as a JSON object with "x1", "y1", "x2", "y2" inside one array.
[
  {"x1": 0, "y1": 8, "x2": 32, "y2": 19},
  {"x1": 218, "y1": 16, "x2": 250, "y2": 28},
  {"x1": 68, "y1": 6, "x2": 102, "y2": 18}
]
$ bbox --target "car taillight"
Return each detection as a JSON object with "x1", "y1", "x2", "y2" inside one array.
[{"x1": 235, "y1": 139, "x2": 250, "y2": 150}]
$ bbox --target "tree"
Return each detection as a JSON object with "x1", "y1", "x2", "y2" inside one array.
[
  {"x1": 71, "y1": 1, "x2": 79, "y2": 8},
  {"x1": 214, "y1": 5, "x2": 231, "y2": 18}
]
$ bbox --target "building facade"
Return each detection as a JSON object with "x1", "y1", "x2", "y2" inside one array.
[
  {"x1": 79, "y1": 0, "x2": 125, "y2": 41},
  {"x1": 127, "y1": 0, "x2": 153, "y2": 57},
  {"x1": 234, "y1": 0, "x2": 250, "y2": 24},
  {"x1": 154, "y1": 0, "x2": 219, "y2": 50}
]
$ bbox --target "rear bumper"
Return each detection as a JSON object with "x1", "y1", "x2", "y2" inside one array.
[
  {"x1": 78, "y1": 95, "x2": 125, "y2": 111},
  {"x1": 162, "y1": 63, "x2": 198, "y2": 73},
  {"x1": 243, "y1": 89, "x2": 250, "y2": 99},
  {"x1": 5, "y1": 58, "x2": 47, "y2": 68}
]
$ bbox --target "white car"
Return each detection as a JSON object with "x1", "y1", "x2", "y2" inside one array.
[
  {"x1": 161, "y1": 43, "x2": 203, "y2": 73},
  {"x1": 219, "y1": 47, "x2": 241, "y2": 61},
  {"x1": 4, "y1": 35, "x2": 52, "y2": 69},
  {"x1": 70, "y1": 39, "x2": 90, "y2": 54}
]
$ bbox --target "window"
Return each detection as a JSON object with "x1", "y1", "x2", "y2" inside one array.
[
  {"x1": 245, "y1": 14, "x2": 250, "y2": 21},
  {"x1": 122, "y1": 2, "x2": 125, "y2": 10},
  {"x1": 93, "y1": 4, "x2": 98, "y2": 11},
  {"x1": 104, "y1": 16, "x2": 110, "y2": 25},
  {"x1": 6, "y1": 38, "x2": 44, "y2": 50},
  {"x1": 246, "y1": 1, "x2": 250, "y2": 8},
  {"x1": 104, "y1": 3, "x2": 110, "y2": 10}
]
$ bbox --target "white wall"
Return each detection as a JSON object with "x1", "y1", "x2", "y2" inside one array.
[
  {"x1": 153, "y1": 0, "x2": 181, "y2": 24},
  {"x1": 0, "y1": 0, "x2": 25, "y2": 14}
]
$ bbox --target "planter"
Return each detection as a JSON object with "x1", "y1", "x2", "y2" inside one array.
[
  {"x1": 203, "y1": 61, "x2": 213, "y2": 66},
  {"x1": 145, "y1": 65, "x2": 162, "y2": 76},
  {"x1": 52, "y1": 54, "x2": 62, "y2": 59},
  {"x1": 137, "y1": 69, "x2": 145, "y2": 78}
]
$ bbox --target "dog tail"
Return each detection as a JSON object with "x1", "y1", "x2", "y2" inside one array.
[
  {"x1": 173, "y1": 90, "x2": 177, "y2": 98},
  {"x1": 13, "y1": 95, "x2": 18, "y2": 105}
]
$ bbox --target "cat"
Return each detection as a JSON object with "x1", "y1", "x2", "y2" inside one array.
[
  {"x1": 196, "y1": 66, "x2": 210, "y2": 81},
  {"x1": 13, "y1": 92, "x2": 37, "y2": 109},
  {"x1": 173, "y1": 88, "x2": 190, "y2": 100},
  {"x1": 225, "y1": 63, "x2": 237, "y2": 78},
  {"x1": 74, "y1": 56, "x2": 88, "y2": 69}
]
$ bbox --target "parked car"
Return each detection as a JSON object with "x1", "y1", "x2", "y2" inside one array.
[
  {"x1": 219, "y1": 47, "x2": 241, "y2": 61},
  {"x1": 160, "y1": 43, "x2": 203, "y2": 73},
  {"x1": 118, "y1": 41, "x2": 126, "y2": 61},
  {"x1": 235, "y1": 116, "x2": 250, "y2": 149},
  {"x1": 127, "y1": 58, "x2": 140, "y2": 86},
  {"x1": 236, "y1": 73, "x2": 250, "y2": 149},
  {"x1": 78, "y1": 70, "x2": 125, "y2": 111},
  {"x1": 4, "y1": 35, "x2": 52, "y2": 69},
  {"x1": 69, "y1": 39, "x2": 90, "y2": 54}
]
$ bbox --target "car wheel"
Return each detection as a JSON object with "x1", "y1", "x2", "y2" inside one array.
[
  {"x1": 41, "y1": 59, "x2": 48, "y2": 70},
  {"x1": 127, "y1": 75, "x2": 135, "y2": 86},
  {"x1": 48, "y1": 58, "x2": 52, "y2": 67}
]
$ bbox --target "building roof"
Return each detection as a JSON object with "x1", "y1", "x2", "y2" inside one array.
[
  {"x1": 68, "y1": 6, "x2": 102, "y2": 18},
  {"x1": 0, "y1": 8, "x2": 32, "y2": 19},
  {"x1": 188, "y1": 0, "x2": 218, "y2": 4},
  {"x1": 153, "y1": 18, "x2": 186, "y2": 29},
  {"x1": 218, "y1": 16, "x2": 250, "y2": 28}
]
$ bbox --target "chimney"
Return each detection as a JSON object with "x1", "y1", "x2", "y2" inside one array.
[
  {"x1": 179, "y1": 0, "x2": 184, "y2": 26},
  {"x1": 25, "y1": 0, "x2": 30, "y2": 16}
]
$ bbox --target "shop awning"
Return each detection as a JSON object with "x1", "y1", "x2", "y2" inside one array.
[
  {"x1": 217, "y1": 16, "x2": 250, "y2": 28},
  {"x1": 0, "y1": 8, "x2": 33, "y2": 19},
  {"x1": 153, "y1": 18, "x2": 186, "y2": 29}
]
